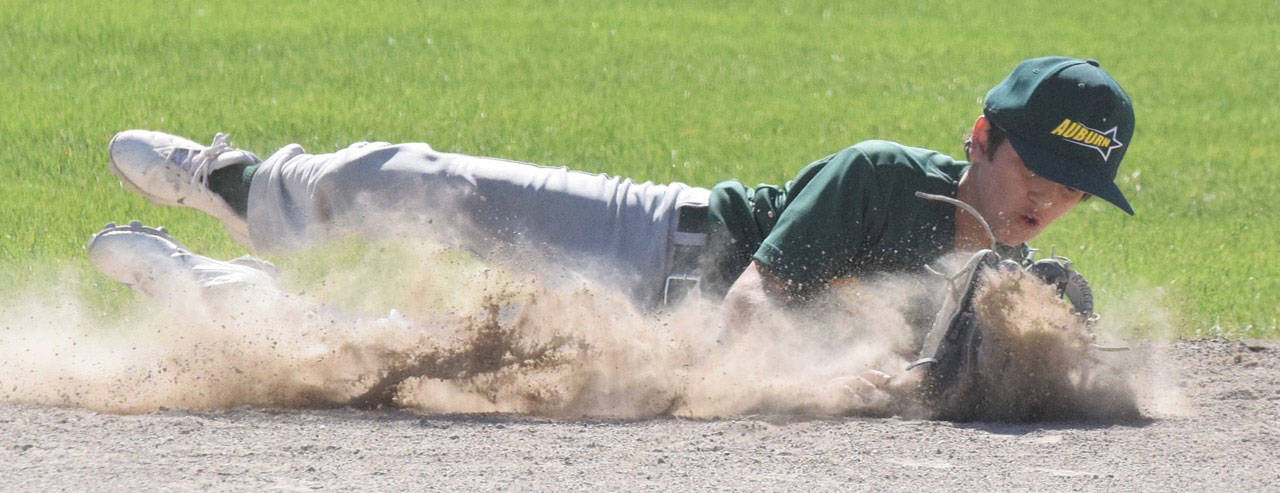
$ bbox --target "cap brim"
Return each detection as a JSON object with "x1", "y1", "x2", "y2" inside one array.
[{"x1": 1005, "y1": 132, "x2": 1135, "y2": 215}]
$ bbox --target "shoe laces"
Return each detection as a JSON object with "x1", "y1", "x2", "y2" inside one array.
[{"x1": 189, "y1": 132, "x2": 233, "y2": 185}]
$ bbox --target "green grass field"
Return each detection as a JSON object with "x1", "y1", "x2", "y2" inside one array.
[{"x1": 2, "y1": 0, "x2": 1276, "y2": 336}]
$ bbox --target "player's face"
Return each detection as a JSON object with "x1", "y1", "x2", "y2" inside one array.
[{"x1": 975, "y1": 140, "x2": 1085, "y2": 245}]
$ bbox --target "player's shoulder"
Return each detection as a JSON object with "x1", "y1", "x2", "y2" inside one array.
[{"x1": 843, "y1": 140, "x2": 967, "y2": 182}]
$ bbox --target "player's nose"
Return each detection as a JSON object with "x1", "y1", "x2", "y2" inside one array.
[{"x1": 1026, "y1": 175, "x2": 1066, "y2": 207}]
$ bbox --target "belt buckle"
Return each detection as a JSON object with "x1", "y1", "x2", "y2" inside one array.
[{"x1": 663, "y1": 274, "x2": 701, "y2": 305}]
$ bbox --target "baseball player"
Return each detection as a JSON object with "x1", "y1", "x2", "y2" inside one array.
[{"x1": 91, "y1": 56, "x2": 1135, "y2": 332}]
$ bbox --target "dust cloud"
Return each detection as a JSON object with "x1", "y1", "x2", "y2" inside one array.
[{"x1": 0, "y1": 243, "x2": 1174, "y2": 422}]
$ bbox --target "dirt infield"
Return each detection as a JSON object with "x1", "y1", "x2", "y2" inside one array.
[{"x1": 2, "y1": 339, "x2": 1275, "y2": 491}]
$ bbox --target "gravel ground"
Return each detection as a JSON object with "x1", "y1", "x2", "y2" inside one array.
[{"x1": 2, "y1": 339, "x2": 1277, "y2": 491}]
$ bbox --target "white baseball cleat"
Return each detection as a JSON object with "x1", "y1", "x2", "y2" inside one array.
[
  {"x1": 108, "y1": 130, "x2": 259, "y2": 245},
  {"x1": 87, "y1": 221, "x2": 277, "y2": 298}
]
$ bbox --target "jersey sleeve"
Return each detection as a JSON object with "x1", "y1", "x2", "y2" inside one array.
[{"x1": 753, "y1": 147, "x2": 888, "y2": 295}]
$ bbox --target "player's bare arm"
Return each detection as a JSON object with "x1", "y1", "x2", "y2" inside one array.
[{"x1": 721, "y1": 260, "x2": 791, "y2": 336}]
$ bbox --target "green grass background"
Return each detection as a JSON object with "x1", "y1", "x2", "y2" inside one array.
[{"x1": 1, "y1": 0, "x2": 1275, "y2": 336}]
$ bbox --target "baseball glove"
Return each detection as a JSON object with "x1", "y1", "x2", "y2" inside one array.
[{"x1": 907, "y1": 249, "x2": 1097, "y2": 419}]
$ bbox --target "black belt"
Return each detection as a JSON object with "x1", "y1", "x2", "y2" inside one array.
[{"x1": 664, "y1": 203, "x2": 709, "y2": 305}]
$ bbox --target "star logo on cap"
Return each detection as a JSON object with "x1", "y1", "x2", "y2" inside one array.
[{"x1": 1048, "y1": 118, "x2": 1125, "y2": 161}]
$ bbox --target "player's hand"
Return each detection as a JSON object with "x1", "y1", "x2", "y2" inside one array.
[{"x1": 829, "y1": 369, "x2": 892, "y2": 405}]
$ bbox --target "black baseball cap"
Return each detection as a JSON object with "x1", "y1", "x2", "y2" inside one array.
[{"x1": 984, "y1": 56, "x2": 1136, "y2": 215}]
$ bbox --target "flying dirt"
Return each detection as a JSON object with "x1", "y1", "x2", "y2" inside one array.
[{"x1": 0, "y1": 239, "x2": 1170, "y2": 422}]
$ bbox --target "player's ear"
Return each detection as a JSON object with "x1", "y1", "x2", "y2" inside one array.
[{"x1": 968, "y1": 116, "x2": 992, "y2": 161}]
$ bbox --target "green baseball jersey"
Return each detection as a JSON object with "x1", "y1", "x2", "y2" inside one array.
[{"x1": 707, "y1": 140, "x2": 969, "y2": 298}]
